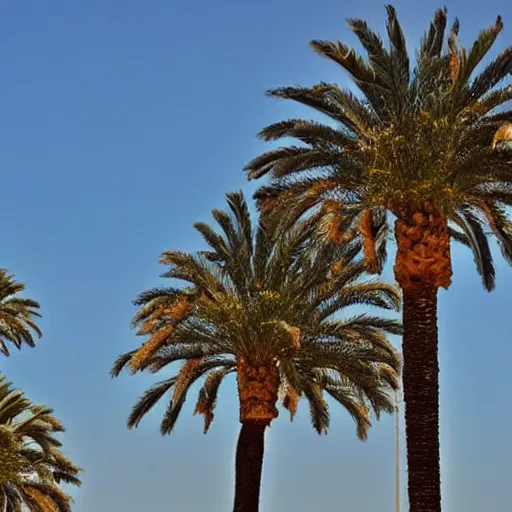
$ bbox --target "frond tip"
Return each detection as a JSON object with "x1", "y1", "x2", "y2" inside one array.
[{"x1": 194, "y1": 368, "x2": 231, "y2": 433}]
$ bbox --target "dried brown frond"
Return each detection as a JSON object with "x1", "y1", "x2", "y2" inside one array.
[
  {"x1": 448, "y1": 21, "x2": 461, "y2": 82},
  {"x1": 328, "y1": 215, "x2": 348, "y2": 245},
  {"x1": 173, "y1": 358, "x2": 203, "y2": 403},
  {"x1": 281, "y1": 323, "x2": 301, "y2": 352},
  {"x1": 311, "y1": 84, "x2": 332, "y2": 95},
  {"x1": 137, "y1": 312, "x2": 162, "y2": 336},
  {"x1": 309, "y1": 180, "x2": 336, "y2": 196},
  {"x1": 283, "y1": 385, "x2": 301, "y2": 419},
  {"x1": 449, "y1": 51, "x2": 460, "y2": 82},
  {"x1": 130, "y1": 296, "x2": 193, "y2": 372},
  {"x1": 129, "y1": 325, "x2": 174, "y2": 373},
  {"x1": 194, "y1": 399, "x2": 209, "y2": 416},
  {"x1": 358, "y1": 209, "x2": 378, "y2": 273},
  {"x1": 23, "y1": 486, "x2": 61, "y2": 512},
  {"x1": 332, "y1": 258, "x2": 346, "y2": 276},
  {"x1": 321, "y1": 199, "x2": 344, "y2": 214},
  {"x1": 492, "y1": 122, "x2": 512, "y2": 149},
  {"x1": 169, "y1": 296, "x2": 193, "y2": 322}
]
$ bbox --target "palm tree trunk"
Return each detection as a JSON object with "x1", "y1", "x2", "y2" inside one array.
[
  {"x1": 393, "y1": 202, "x2": 451, "y2": 512},
  {"x1": 233, "y1": 422, "x2": 266, "y2": 512},
  {"x1": 402, "y1": 286, "x2": 441, "y2": 512}
]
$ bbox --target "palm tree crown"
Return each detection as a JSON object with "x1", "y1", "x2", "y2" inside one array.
[
  {"x1": 245, "y1": 5, "x2": 512, "y2": 291},
  {"x1": 112, "y1": 191, "x2": 401, "y2": 438},
  {"x1": 0, "y1": 376, "x2": 82, "y2": 511},
  {"x1": 0, "y1": 270, "x2": 42, "y2": 356}
]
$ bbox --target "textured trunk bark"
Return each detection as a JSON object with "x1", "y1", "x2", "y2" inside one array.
[
  {"x1": 236, "y1": 357, "x2": 279, "y2": 424},
  {"x1": 392, "y1": 202, "x2": 451, "y2": 512},
  {"x1": 233, "y1": 359, "x2": 279, "y2": 510},
  {"x1": 402, "y1": 287, "x2": 441, "y2": 512},
  {"x1": 393, "y1": 203, "x2": 451, "y2": 291},
  {"x1": 233, "y1": 422, "x2": 266, "y2": 512}
]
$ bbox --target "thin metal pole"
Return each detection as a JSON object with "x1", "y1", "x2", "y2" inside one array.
[{"x1": 395, "y1": 389, "x2": 400, "y2": 512}]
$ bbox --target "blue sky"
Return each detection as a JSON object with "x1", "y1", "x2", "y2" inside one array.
[{"x1": 1, "y1": 0, "x2": 511, "y2": 510}]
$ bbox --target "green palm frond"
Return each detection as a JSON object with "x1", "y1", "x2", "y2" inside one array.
[
  {"x1": 418, "y1": 7, "x2": 447, "y2": 59},
  {"x1": 324, "y1": 383, "x2": 372, "y2": 440},
  {"x1": 127, "y1": 378, "x2": 177, "y2": 429},
  {"x1": 159, "y1": 358, "x2": 235, "y2": 435},
  {"x1": 302, "y1": 381, "x2": 330, "y2": 434},
  {"x1": 323, "y1": 282, "x2": 401, "y2": 313},
  {"x1": 452, "y1": 208, "x2": 496, "y2": 290},
  {"x1": 244, "y1": 5, "x2": 512, "y2": 290},
  {"x1": 457, "y1": 16, "x2": 503, "y2": 92},
  {"x1": 0, "y1": 271, "x2": 42, "y2": 356},
  {"x1": 110, "y1": 350, "x2": 137, "y2": 377},
  {"x1": 0, "y1": 376, "x2": 81, "y2": 512}
]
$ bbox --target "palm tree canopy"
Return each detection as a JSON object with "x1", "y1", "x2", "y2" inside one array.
[
  {"x1": 112, "y1": 191, "x2": 401, "y2": 438},
  {"x1": 0, "y1": 270, "x2": 42, "y2": 356},
  {"x1": 0, "y1": 375, "x2": 82, "y2": 512},
  {"x1": 245, "y1": 5, "x2": 512, "y2": 291}
]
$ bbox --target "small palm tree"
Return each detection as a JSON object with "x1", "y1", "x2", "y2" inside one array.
[
  {"x1": 0, "y1": 270, "x2": 42, "y2": 356},
  {"x1": 0, "y1": 375, "x2": 82, "y2": 511},
  {"x1": 244, "y1": 6, "x2": 512, "y2": 511},
  {"x1": 112, "y1": 191, "x2": 401, "y2": 512}
]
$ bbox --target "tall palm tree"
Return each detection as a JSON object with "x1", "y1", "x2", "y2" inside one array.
[
  {"x1": 0, "y1": 375, "x2": 82, "y2": 511},
  {"x1": 0, "y1": 269, "x2": 42, "y2": 356},
  {"x1": 112, "y1": 191, "x2": 402, "y2": 512},
  {"x1": 243, "y1": 6, "x2": 512, "y2": 511}
]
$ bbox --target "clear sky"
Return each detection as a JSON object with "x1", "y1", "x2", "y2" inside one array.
[{"x1": 0, "y1": 0, "x2": 511, "y2": 510}]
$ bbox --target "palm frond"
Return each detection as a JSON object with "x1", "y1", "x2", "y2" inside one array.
[
  {"x1": 127, "y1": 378, "x2": 177, "y2": 429},
  {"x1": 452, "y1": 208, "x2": 495, "y2": 290},
  {"x1": 194, "y1": 368, "x2": 233, "y2": 433},
  {"x1": 0, "y1": 377, "x2": 81, "y2": 511},
  {"x1": 302, "y1": 381, "x2": 329, "y2": 434},
  {"x1": 417, "y1": 7, "x2": 447, "y2": 59},
  {"x1": 0, "y1": 271, "x2": 42, "y2": 357}
]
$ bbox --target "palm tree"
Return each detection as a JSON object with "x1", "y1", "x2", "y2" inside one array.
[
  {"x1": 0, "y1": 375, "x2": 82, "y2": 511},
  {"x1": 243, "y1": 6, "x2": 512, "y2": 512},
  {"x1": 0, "y1": 269, "x2": 42, "y2": 356},
  {"x1": 111, "y1": 191, "x2": 402, "y2": 512}
]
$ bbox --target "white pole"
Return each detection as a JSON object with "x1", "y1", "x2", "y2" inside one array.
[{"x1": 395, "y1": 389, "x2": 400, "y2": 512}]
